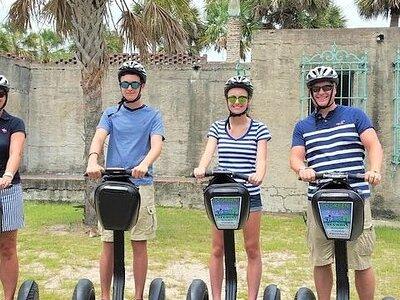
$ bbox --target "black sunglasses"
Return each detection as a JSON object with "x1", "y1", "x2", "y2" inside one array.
[
  {"x1": 311, "y1": 84, "x2": 334, "y2": 93},
  {"x1": 0, "y1": 91, "x2": 7, "y2": 98},
  {"x1": 120, "y1": 81, "x2": 141, "y2": 89}
]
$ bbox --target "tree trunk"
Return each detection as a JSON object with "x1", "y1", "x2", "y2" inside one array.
[
  {"x1": 67, "y1": 0, "x2": 107, "y2": 226},
  {"x1": 390, "y1": 8, "x2": 399, "y2": 27}
]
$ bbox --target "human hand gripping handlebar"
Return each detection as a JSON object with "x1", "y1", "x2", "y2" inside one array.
[
  {"x1": 84, "y1": 167, "x2": 132, "y2": 177},
  {"x1": 314, "y1": 172, "x2": 365, "y2": 181},
  {"x1": 198, "y1": 169, "x2": 250, "y2": 181}
]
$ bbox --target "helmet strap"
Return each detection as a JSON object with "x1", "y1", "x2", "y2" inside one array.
[
  {"x1": 0, "y1": 95, "x2": 8, "y2": 110},
  {"x1": 310, "y1": 89, "x2": 335, "y2": 111},
  {"x1": 121, "y1": 85, "x2": 143, "y2": 104}
]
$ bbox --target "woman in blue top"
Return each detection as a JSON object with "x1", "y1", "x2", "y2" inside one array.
[
  {"x1": 194, "y1": 76, "x2": 271, "y2": 300},
  {"x1": 0, "y1": 75, "x2": 26, "y2": 300}
]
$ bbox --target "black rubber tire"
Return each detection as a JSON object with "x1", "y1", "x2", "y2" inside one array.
[
  {"x1": 16, "y1": 280, "x2": 39, "y2": 300},
  {"x1": 186, "y1": 279, "x2": 209, "y2": 300},
  {"x1": 149, "y1": 278, "x2": 165, "y2": 300},
  {"x1": 294, "y1": 287, "x2": 316, "y2": 300},
  {"x1": 72, "y1": 278, "x2": 95, "y2": 300},
  {"x1": 263, "y1": 284, "x2": 281, "y2": 300}
]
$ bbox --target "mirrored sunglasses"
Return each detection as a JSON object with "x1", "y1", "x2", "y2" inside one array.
[
  {"x1": 227, "y1": 95, "x2": 248, "y2": 105},
  {"x1": 120, "y1": 81, "x2": 141, "y2": 89}
]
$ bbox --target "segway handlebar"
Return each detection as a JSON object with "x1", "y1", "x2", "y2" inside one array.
[
  {"x1": 84, "y1": 168, "x2": 149, "y2": 177},
  {"x1": 203, "y1": 169, "x2": 250, "y2": 181},
  {"x1": 84, "y1": 168, "x2": 131, "y2": 177},
  {"x1": 314, "y1": 172, "x2": 365, "y2": 181}
]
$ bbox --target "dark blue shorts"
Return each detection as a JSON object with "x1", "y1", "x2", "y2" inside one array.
[{"x1": 249, "y1": 193, "x2": 262, "y2": 212}]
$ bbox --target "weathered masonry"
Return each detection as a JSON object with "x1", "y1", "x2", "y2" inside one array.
[{"x1": 1, "y1": 28, "x2": 400, "y2": 218}]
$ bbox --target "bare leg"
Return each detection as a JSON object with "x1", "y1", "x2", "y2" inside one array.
[
  {"x1": 313, "y1": 264, "x2": 333, "y2": 300},
  {"x1": 132, "y1": 240, "x2": 148, "y2": 300},
  {"x1": 355, "y1": 267, "x2": 375, "y2": 300},
  {"x1": 209, "y1": 227, "x2": 224, "y2": 300},
  {"x1": 0, "y1": 230, "x2": 19, "y2": 300},
  {"x1": 242, "y1": 212, "x2": 262, "y2": 300},
  {"x1": 99, "y1": 242, "x2": 114, "y2": 300}
]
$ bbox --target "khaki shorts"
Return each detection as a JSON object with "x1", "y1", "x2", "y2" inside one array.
[
  {"x1": 306, "y1": 199, "x2": 375, "y2": 270},
  {"x1": 99, "y1": 185, "x2": 157, "y2": 242}
]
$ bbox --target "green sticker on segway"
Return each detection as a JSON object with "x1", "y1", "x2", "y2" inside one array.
[
  {"x1": 211, "y1": 196, "x2": 242, "y2": 230},
  {"x1": 318, "y1": 201, "x2": 353, "y2": 240}
]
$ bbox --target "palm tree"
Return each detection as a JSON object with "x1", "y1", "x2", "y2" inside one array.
[
  {"x1": 356, "y1": 0, "x2": 400, "y2": 27},
  {"x1": 202, "y1": 0, "x2": 345, "y2": 60},
  {"x1": 6, "y1": 0, "x2": 194, "y2": 225}
]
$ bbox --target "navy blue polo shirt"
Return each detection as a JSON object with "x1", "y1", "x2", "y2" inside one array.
[
  {"x1": 0, "y1": 111, "x2": 26, "y2": 184},
  {"x1": 291, "y1": 105, "x2": 372, "y2": 200}
]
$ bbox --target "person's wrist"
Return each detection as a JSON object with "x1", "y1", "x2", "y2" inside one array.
[
  {"x1": 3, "y1": 171, "x2": 13, "y2": 180},
  {"x1": 298, "y1": 166, "x2": 307, "y2": 172}
]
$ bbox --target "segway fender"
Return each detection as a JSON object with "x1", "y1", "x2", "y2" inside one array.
[
  {"x1": 17, "y1": 280, "x2": 39, "y2": 300},
  {"x1": 149, "y1": 278, "x2": 165, "y2": 300},
  {"x1": 72, "y1": 278, "x2": 95, "y2": 300},
  {"x1": 294, "y1": 287, "x2": 316, "y2": 300},
  {"x1": 263, "y1": 284, "x2": 281, "y2": 300},
  {"x1": 186, "y1": 279, "x2": 209, "y2": 300}
]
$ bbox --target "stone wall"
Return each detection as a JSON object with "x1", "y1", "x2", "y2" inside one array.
[
  {"x1": 2, "y1": 27, "x2": 400, "y2": 217},
  {"x1": 251, "y1": 28, "x2": 400, "y2": 217}
]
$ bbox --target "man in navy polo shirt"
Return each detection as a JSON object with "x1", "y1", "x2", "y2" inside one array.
[
  {"x1": 290, "y1": 66, "x2": 383, "y2": 300},
  {"x1": 86, "y1": 61, "x2": 164, "y2": 300}
]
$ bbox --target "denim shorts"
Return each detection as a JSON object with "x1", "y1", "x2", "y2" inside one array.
[{"x1": 249, "y1": 193, "x2": 262, "y2": 212}]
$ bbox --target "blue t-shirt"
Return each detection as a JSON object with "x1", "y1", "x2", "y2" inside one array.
[
  {"x1": 98, "y1": 105, "x2": 165, "y2": 185},
  {"x1": 291, "y1": 105, "x2": 372, "y2": 200},
  {"x1": 208, "y1": 118, "x2": 271, "y2": 196}
]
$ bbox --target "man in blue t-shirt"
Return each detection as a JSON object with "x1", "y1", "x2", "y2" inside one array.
[
  {"x1": 86, "y1": 61, "x2": 165, "y2": 300},
  {"x1": 290, "y1": 66, "x2": 383, "y2": 300}
]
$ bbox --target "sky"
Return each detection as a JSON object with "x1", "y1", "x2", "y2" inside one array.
[{"x1": 0, "y1": 0, "x2": 390, "y2": 60}]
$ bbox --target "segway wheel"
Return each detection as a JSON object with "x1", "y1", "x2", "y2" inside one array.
[
  {"x1": 263, "y1": 284, "x2": 281, "y2": 300},
  {"x1": 149, "y1": 278, "x2": 165, "y2": 300},
  {"x1": 72, "y1": 278, "x2": 95, "y2": 300},
  {"x1": 186, "y1": 279, "x2": 209, "y2": 300},
  {"x1": 17, "y1": 280, "x2": 39, "y2": 300},
  {"x1": 294, "y1": 287, "x2": 316, "y2": 300}
]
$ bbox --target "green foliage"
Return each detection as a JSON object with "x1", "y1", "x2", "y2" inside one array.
[
  {"x1": 202, "y1": 0, "x2": 346, "y2": 59},
  {"x1": 355, "y1": 0, "x2": 400, "y2": 27},
  {"x1": 0, "y1": 24, "x2": 73, "y2": 62}
]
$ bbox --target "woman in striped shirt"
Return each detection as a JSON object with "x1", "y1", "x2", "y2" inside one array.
[
  {"x1": 0, "y1": 75, "x2": 26, "y2": 300},
  {"x1": 194, "y1": 75, "x2": 271, "y2": 300}
]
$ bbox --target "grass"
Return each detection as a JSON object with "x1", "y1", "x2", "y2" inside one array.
[{"x1": 1, "y1": 202, "x2": 399, "y2": 299}]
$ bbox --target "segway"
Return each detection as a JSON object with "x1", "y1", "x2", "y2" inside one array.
[
  {"x1": 73, "y1": 168, "x2": 165, "y2": 300},
  {"x1": 294, "y1": 172, "x2": 396, "y2": 300},
  {"x1": 0, "y1": 186, "x2": 39, "y2": 300},
  {"x1": 187, "y1": 169, "x2": 280, "y2": 300}
]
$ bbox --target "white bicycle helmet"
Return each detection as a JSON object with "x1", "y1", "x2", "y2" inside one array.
[
  {"x1": 306, "y1": 66, "x2": 339, "y2": 87},
  {"x1": 0, "y1": 75, "x2": 10, "y2": 92},
  {"x1": 224, "y1": 75, "x2": 254, "y2": 98},
  {"x1": 118, "y1": 61, "x2": 147, "y2": 83}
]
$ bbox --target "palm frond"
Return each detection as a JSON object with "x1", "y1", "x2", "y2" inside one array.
[
  {"x1": 119, "y1": 10, "x2": 150, "y2": 57},
  {"x1": 8, "y1": 0, "x2": 43, "y2": 31},
  {"x1": 142, "y1": 0, "x2": 188, "y2": 53},
  {"x1": 42, "y1": 0, "x2": 73, "y2": 36}
]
